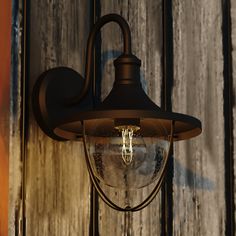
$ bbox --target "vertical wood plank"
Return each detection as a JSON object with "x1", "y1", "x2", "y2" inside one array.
[
  {"x1": 222, "y1": 0, "x2": 235, "y2": 234},
  {"x1": 161, "y1": 1, "x2": 174, "y2": 234},
  {"x1": 8, "y1": 0, "x2": 24, "y2": 235},
  {"x1": 26, "y1": 1, "x2": 91, "y2": 235},
  {"x1": 172, "y1": 1, "x2": 225, "y2": 235},
  {"x1": 0, "y1": 0, "x2": 12, "y2": 235},
  {"x1": 98, "y1": 1, "x2": 163, "y2": 235},
  {"x1": 230, "y1": 0, "x2": 236, "y2": 232}
]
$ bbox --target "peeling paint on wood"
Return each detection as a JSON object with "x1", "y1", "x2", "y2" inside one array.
[
  {"x1": 8, "y1": 0, "x2": 24, "y2": 235},
  {"x1": 172, "y1": 0, "x2": 225, "y2": 235}
]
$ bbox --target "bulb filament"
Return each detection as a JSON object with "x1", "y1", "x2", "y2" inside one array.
[
  {"x1": 121, "y1": 128, "x2": 134, "y2": 165},
  {"x1": 115, "y1": 125, "x2": 140, "y2": 165}
]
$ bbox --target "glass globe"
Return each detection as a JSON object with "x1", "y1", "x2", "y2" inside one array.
[{"x1": 83, "y1": 118, "x2": 171, "y2": 190}]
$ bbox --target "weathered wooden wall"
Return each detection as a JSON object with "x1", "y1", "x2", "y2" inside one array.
[
  {"x1": 25, "y1": 1, "x2": 91, "y2": 235},
  {"x1": 7, "y1": 0, "x2": 235, "y2": 235},
  {"x1": 8, "y1": 0, "x2": 24, "y2": 235},
  {"x1": 172, "y1": 0, "x2": 225, "y2": 235}
]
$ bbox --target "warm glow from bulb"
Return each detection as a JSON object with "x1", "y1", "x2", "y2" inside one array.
[
  {"x1": 115, "y1": 125, "x2": 140, "y2": 165},
  {"x1": 121, "y1": 128, "x2": 133, "y2": 165}
]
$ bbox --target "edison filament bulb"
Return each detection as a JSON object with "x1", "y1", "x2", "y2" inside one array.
[{"x1": 115, "y1": 125, "x2": 140, "y2": 165}]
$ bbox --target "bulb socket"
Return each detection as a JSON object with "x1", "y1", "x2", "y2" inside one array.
[
  {"x1": 114, "y1": 54, "x2": 141, "y2": 85},
  {"x1": 114, "y1": 118, "x2": 140, "y2": 129}
]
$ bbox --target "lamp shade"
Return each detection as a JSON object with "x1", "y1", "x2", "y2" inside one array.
[{"x1": 56, "y1": 54, "x2": 201, "y2": 141}]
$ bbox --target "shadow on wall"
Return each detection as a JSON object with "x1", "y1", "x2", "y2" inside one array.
[{"x1": 174, "y1": 158, "x2": 214, "y2": 190}]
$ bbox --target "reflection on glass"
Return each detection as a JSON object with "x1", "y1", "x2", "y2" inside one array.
[{"x1": 84, "y1": 119, "x2": 170, "y2": 190}]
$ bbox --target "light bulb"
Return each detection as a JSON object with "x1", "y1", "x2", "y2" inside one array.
[{"x1": 115, "y1": 125, "x2": 140, "y2": 165}]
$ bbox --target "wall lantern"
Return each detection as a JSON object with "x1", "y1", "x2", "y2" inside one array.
[{"x1": 32, "y1": 14, "x2": 202, "y2": 212}]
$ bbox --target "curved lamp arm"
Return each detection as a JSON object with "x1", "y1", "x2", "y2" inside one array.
[{"x1": 68, "y1": 14, "x2": 132, "y2": 105}]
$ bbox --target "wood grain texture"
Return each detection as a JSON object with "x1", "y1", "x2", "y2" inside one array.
[
  {"x1": 99, "y1": 1, "x2": 163, "y2": 235},
  {"x1": 172, "y1": 0, "x2": 225, "y2": 235},
  {"x1": 8, "y1": 1, "x2": 26, "y2": 235},
  {"x1": 26, "y1": 1, "x2": 91, "y2": 235},
  {"x1": 231, "y1": 0, "x2": 236, "y2": 230}
]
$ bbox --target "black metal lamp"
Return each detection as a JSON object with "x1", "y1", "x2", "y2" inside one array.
[{"x1": 32, "y1": 14, "x2": 201, "y2": 212}]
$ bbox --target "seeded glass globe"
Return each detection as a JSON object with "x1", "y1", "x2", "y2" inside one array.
[{"x1": 83, "y1": 118, "x2": 171, "y2": 190}]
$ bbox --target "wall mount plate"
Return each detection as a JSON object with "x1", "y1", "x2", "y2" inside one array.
[{"x1": 32, "y1": 67, "x2": 93, "y2": 140}]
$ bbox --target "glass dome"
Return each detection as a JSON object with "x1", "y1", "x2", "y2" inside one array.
[{"x1": 83, "y1": 118, "x2": 171, "y2": 190}]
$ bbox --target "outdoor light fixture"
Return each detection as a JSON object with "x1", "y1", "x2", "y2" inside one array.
[{"x1": 32, "y1": 14, "x2": 201, "y2": 212}]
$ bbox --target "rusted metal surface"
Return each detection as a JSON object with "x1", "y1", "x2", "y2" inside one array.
[
  {"x1": 172, "y1": 0, "x2": 225, "y2": 235},
  {"x1": 25, "y1": 1, "x2": 91, "y2": 235},
  {"x1": 98, "y1": 1, "x2": 163, "y2": 235}
]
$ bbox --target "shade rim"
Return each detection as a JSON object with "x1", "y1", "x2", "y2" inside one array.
[{"x1": 54, "y1": 109, "x2": 202, "y2": 141}]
